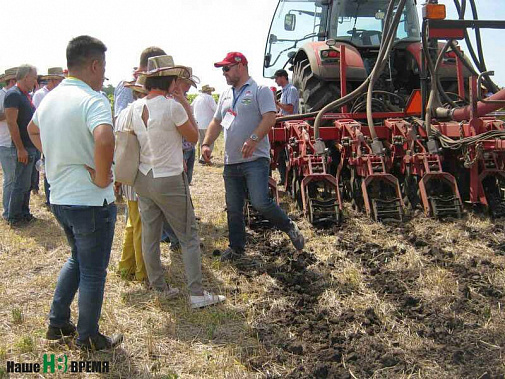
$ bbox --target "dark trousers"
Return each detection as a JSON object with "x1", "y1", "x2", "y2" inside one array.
[{"x1": 49, "y1": 203, "x2": 117, "y2": 343}]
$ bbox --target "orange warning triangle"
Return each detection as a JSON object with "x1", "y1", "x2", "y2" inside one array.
[{"x1": 405, "y1": 90, "x2": 422, "y2": 115}]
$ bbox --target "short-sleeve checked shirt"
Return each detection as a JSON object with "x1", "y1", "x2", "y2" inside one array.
[{"x1": 280, "y1": 83, "x2": 299, "y2": 115}]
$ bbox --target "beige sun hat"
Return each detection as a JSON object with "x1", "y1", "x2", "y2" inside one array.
[
  {"x1": 40, "y1": 67, "x2": 65, "y2": 80},
  {"x1": 200, "y1": 84, "x2": 215, "y2": 93},
  {"x1": 142, "y1": 55, "x2": 190, "y2": 78},
  {"x1": 124, "y1": 75, "x2": 148, "y2": 95},
  {"x1": 179, "y1": 66, "x2": 200, "y2": 88},
  {"x1": 1, "y1": 67, "x2": 18, "y2": 82}
]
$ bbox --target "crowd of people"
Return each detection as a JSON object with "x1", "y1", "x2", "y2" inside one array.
[{"x1": 0, "y1": 35, "x2": 304, "y2": 351}]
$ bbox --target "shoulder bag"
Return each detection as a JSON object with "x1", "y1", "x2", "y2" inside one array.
[{"x1": 114, "y1": 104, "x2": 140, "y2": 186}]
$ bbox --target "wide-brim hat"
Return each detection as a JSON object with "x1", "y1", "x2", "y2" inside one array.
[
  {"x1": 141, "y1": 55, "x2": 190, "y2": 78},
  {"x1": 200, "y1": 84, "x2": 215, "y2": 93},
  {"x1": 40, "y1": 67, "x2": 65, "y2": 80},
  {"x1": 1, "y1": 67, "x2": 18, "y2": 82},
  {"x1": 179, "y1": 66, "x2": 200, "y2": 88},
  {"x1": 124, "y1": 75, "x2": 148, "y2": 95}
]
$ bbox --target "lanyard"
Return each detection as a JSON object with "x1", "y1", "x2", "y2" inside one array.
[{"x1": 231, "y1": 84, "x2": 249, "y2": 112}]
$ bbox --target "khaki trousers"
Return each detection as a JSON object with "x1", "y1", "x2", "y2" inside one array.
[
  {"x1": 134, "y1": 170, "x2": 203, "y2": 295},
  {"x1": 118, "y1": 200, "x2": 147, "y2": 281}
]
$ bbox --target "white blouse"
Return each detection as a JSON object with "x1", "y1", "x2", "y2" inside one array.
[{"x1": 132, "y1": 96, "x2": 188, "y2": 178}]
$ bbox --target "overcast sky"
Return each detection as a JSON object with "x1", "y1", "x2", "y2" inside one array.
[{"x1": 1, "y1": 0, "x2": 505, "y2": 93}]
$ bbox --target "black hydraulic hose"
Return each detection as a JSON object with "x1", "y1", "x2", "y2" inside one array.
[
  {"x1": 461, "y1": 0, "x2": 467, "y2": 16},
  {"x1": 421, "y1": 20, "x2": 440, "y2": 109},
  {"x1": 449, "y1": 40, "x2": 478, "y2": 77},
  {"x1": 437, "y1": 81, "x2": 458, "y2": 108},
  {"x1": 426, "y1": 40, "x2": 453, "y2": 138},
  {"x1": 352, "y1": 91, "x2": 407, "y2": 109},
  {"x1": 351, "y1": 98, "x2": 397, "y2": 113},
  {"x1": 421, "y1": 13, "x2": 458, "y2": 108},
  {"x1": 421, "y1": 19, "x2": 458, "y2": 109},
  {"x1": 453, "y1": 0, "x2": 480, "y2": 71},
  {"x1": 469, "y1": 0, "x2": 485, "y2": 77},
  {"x1": 469, "y1": 0, "x2": 499, "y2": 93},
  {"x1": 453, "y1": 0, "x2": 499, "y2": 93},
  {"x1": 367, "y1": 0, "x2": 407, "y2": 140}
]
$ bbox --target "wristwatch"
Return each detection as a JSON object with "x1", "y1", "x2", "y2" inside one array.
[{"x1": 249, "y1": 133, "x2": 259, "y2": 142}]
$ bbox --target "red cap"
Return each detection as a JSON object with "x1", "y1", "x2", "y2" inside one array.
[{"x1": 214, "y1": 52, "x2": 248, "y2": 68}]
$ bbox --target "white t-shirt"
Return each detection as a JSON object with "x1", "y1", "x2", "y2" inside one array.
[
  {"x1": 0, "y1": 88, "x2": 11, "y2": 147},
  {"x1": 32, "y1": 86, "x2": 50, "y2": 109},
  {"x1": 132, "y1": 96, "x2": 188, "y2": 178},
  {"x1": 192, "y1": 93, "x2": 216, "y2": 129}
]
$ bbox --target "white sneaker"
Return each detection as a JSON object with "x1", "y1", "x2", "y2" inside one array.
[{"x1": 190, "y1": 291, "x2": 226, "y2": 309}]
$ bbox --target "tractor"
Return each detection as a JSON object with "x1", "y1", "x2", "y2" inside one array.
[{"x1": 262, "y1": 0, "x2": 505, "y2": 225}]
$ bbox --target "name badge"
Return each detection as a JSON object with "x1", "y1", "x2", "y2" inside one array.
[{"x1": 222, "y1": 110, "x2": 236, "y2": 130}]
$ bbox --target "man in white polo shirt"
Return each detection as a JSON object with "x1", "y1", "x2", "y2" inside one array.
[
  {"x1": 28, "y1": 35, "x2": 122, "y2": 351},
  {"x1": 192, "y1": 84, "x2": 217, "y2": 164}
]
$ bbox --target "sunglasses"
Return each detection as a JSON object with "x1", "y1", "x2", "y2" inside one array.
[{"x1": 222, "y1": 63, "x2": 239, "y2": 72}]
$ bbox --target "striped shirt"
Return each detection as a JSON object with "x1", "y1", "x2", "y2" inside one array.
[
  {"x1": 114, "y1": 80, "x2": 134, "y2": 118},
  {"x1": 114, "y1": 103, "x2": 137, "y2": 201}
]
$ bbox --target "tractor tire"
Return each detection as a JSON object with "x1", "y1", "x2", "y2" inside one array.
[{"x1": 292, "y1": 59, "x2": 340, "y2": 113}]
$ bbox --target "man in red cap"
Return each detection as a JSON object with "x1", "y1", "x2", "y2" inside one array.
[{"x1": 201, "y1": 52, "x2": 305, "y2": 261}]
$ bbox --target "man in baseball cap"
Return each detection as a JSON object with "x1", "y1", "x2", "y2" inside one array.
[
  {"x1": 213, "y1": 52, "x2": 248, "y2": 68},
  {"x1": 201, "y1": 51, "x2": 305, "y2": 261}
]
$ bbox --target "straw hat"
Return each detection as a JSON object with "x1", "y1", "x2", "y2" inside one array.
[
  {"x1": 179, "y1": 67, "x2": 200, "y2": 88},
  {"x1": 200, "y1": 84, "x2": 215, "y2": 93},
  {"x1": 124, "y1": 75, "x2": 148, "y2": 95},
  {"x1": 0, "y1": 67, "x2": 18, "y2": 83},
  {"x1": 40, "y1": 67, "x2": 65, "y2": 80},
  {"x1": 142, "y1": 55, "x2": 190, "y2": 78}
]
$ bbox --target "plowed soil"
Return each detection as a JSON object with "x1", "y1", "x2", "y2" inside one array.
[
  {"x1": 1, "y1": 152, "x2": 504, "y2": 378},
  {"x1": 237, "y1": 217, "x2": 505, "y2": 378}
]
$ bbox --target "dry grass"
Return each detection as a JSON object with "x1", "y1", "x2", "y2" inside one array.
[{"x1": 0, "y1": 136, "x2": 505, "y2": 378}]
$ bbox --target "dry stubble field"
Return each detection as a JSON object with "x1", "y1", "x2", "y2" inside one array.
[{"x1": 0, "y1": 140, "x2": 505, "y2": 378}]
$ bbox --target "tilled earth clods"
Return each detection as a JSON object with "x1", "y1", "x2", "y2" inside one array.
[{"x1": 227, "y1": 212, "x2": 505, "y2": 378}]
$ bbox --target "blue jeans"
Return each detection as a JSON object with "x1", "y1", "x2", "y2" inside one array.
[
  {"x1": 8, "y1": 146, "x2": 37, "y2": 222},
  {"x1": 49, "y1": 203, "x2": 117, "y2": 343},
  {"x1": 277, "y1": 147, "x2": 287, "y2": 184},
  {"x1": 223, "y1": 158, "x2": 291, "y2": 251},
  {"x1": 31, "y1": 149, "x2": 41, "y2": 192},
  {"x1": 184, "y1": 147, "x2": 195, "y2": 184},
  {"x1": 0, "y1": 146, "x2": 16, "y2": 219},
  {"x1": 161, "y1": 221, "x2": 179, "y2": 246},
  {"x1": 44, "y1": 175, "x2": 50, "y2": 206}
]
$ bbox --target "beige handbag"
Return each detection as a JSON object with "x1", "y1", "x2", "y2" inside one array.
[{"x1": 114, "y1": 105, "x2": 140, "y2": 186}]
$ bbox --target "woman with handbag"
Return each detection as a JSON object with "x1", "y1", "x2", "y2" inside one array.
[
  {"x1": 114, "y1": 78, "x2": 149, "y2": 282},
  {"x1": 132, "y1": 55, "x2": 225, "y2": 308}
]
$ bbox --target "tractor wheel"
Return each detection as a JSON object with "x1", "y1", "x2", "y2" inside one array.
[{"x1": 292, "y1": 58, "x2": 341, "y2": 113}]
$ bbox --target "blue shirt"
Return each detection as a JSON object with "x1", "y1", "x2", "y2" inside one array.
[
  {"x1": 214, "y1": 77, "x2": 276, "y2": 165},
  {"x1": 113, "y1": 80, "x2": 133, "y2": 117},
  {"x1": 280, "y1": 83, "x2": 299, "y2": 115},
  {"x1": 32, "y1": 78, "x2": 115, "y2": 206}
]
